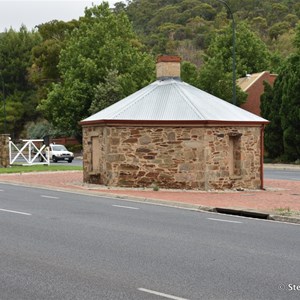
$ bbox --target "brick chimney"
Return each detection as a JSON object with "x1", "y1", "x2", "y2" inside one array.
[{"x1": 156, "y1": 55, "x2": 181, "y2": 80}]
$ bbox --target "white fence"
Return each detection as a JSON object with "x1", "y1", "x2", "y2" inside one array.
[{"x1": 9, "y1": 139, "x2": 50, "y2": 165}]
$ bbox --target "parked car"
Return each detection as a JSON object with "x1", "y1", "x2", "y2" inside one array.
[{"x1": 40, "y1": 144, "x2": 74, "y2": 163}]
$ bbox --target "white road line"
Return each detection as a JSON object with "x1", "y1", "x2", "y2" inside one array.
[
  {"x1": 0, "y1": 208, "x2": 32, "y2": 216},
  {"x1": 208, "y1": 218, "x2": 243, "y2": 224},
  {"x1": 0, "y1": 189, "x2": 4, "y2": 192},
  {"x1": 112, "y1": 204, "x2": 139, "y2": 210},
  {"x1": 138, "y1": 288, "x2": 189, "y2": 300},
  {"x1": 41, "y1": 195, "x2": 59, "y2": 199}
]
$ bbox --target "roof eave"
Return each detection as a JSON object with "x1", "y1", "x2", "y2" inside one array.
[{"x1": 80, "y1": 119, "x2": 269, "y2": 127}]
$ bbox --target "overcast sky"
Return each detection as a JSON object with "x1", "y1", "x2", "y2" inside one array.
[{"x1": 0, "y1": 0, "x2": 121, "y2": 32}]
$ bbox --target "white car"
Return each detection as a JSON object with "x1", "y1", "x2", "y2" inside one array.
[{"x1": 40, "y1": 144, "x2": 74, "y2": 163}]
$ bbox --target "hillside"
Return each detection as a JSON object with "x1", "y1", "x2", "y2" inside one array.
[{"x1": 122, "y1": 0, "x2": 300, "y2": 66}]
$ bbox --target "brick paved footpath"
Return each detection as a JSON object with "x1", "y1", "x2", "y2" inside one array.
[{"x1": 0, "y1": 170, "x2": 300, "y2": 215}]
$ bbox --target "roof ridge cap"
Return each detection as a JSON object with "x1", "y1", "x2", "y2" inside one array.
[
  {"x1": 111, "y1": 82, "x2": 157, "y2": 119},
  {"x1": 173, "y1": 82, "x2": 206, "y2": 119}
]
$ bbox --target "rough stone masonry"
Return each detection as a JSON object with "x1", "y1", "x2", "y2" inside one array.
[
  {"x1": 82, "y1": 124, "x2": 262, "y2": 190},
  {"x1": 0, "y1": 134, "x2": 9, "y2": 168}
]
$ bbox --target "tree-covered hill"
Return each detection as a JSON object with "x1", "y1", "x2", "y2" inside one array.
[{"x1": 124, "y1": 0, "x2": 299, "y2": 66}]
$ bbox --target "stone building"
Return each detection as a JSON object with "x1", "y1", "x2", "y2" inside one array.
[{"x1": 80, "y1": 56, "x2": 268, "y2": 190}]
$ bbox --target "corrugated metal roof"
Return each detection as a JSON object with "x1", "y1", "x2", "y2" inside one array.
[{"x1": 81, "y1": 79, "x2": 268, "y2": 123}]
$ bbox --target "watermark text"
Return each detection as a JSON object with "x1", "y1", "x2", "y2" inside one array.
[{"x1": 279, "y1": 284, "x2": 300, "y2": 291}]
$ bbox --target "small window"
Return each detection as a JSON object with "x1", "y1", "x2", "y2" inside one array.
[
  {"x1": 228, "y1": 135, "x2": 241, "y2": 177},
  {"x1": 91, "y1": 136, "x2": 100, "y2": 172}
]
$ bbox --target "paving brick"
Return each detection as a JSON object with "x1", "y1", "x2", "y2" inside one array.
[{"x1": 0, "y1": 171, "x2": 299, "y2": 215}]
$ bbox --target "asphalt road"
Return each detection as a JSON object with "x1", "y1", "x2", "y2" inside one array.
[
  {"x1": 1, "y1": 183, "x2": 300, "y2": 300},
  {"x1": 264, "y1": 168, "x2": 300, "y2": 181}
]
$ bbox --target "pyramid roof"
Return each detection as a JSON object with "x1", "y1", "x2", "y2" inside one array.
[{"x1": 81, "y1": 79, "x2": 268, "y2": 125}]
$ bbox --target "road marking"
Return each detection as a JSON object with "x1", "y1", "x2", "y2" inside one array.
[
  {"x1": 0, "y1": 208, "x2": 31, "y2": 216},
  {"x1": 41, "y1": 195, "x2": 59, "y2": 199},
  {"x1": 112, "y1": 205, "x2": 139, "y2": 210},
  {"x1": 0, "y1": 189, "x2": 4, "y2": 192},
  {"x1": 138, "y1": 288, "x2": 189, "y2": 300},
  {"x1": 208, "y1": 218, "x2": 243, "y2": 224}
]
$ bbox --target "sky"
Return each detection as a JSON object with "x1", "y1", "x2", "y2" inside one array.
[{"x1": 0, "y1": 0, "x2": 121, "y2": 32}]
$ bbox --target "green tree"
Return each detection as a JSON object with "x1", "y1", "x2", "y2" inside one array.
[
  {"x1": 207, "y1": 22, "x2": 270, "y2": 76},
  {"x1": 26, "y1": 119, "x2": 52, "y2": 139},
  {"x1": 269, "y1": 3, "x2": 288, "y2": 20},
  {"x1": 29, "y1": 20, "x2": 79, "y2": 100},
  {"x1": 262, "y1": 23, "x2": 300, "y2": 161},
  {"x1": 198, "y1": 22, "x2": 269, "y2": 104},
  {"x1": 250, "y1": 17, "x2": 268, "y2": 38},
  {"x1": 269, "y1": 22, "x2": 290, "y2": 40},
  {"x1": 181, "y1": 61, "x2": 199, "y2": 86},
  {"x1": 89, "y1": 69, "x2": 126, "y2": 114},
  {"x1": 278, "y1": 53, "x2": 300, "y2": 161},
  {"x1": 197, "y1": 55, "x2": 247, "y2": 104},
  {"x1": 39, "y1": 3, "x2": 155, "y2": 137},
  {"x1": 260, "y1": 81, "x2": 283, "y2": 158},
  {"x1": 0, "y1": 26, "x2": 41, "y2": 137}
]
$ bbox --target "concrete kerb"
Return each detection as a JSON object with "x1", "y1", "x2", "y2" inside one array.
[
  {"x1": 264, "y1": 163, "x2": 300, "y2": 170},
  {"x1": 268, "y1": 215, "x2": 300, "y2": 224},
  {"x1": 1, "y1": 179, "x2": 300, "y2": 225}
]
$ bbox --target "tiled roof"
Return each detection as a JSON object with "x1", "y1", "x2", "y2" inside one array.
[
  {"x1": 237, "y1": 72, "x2": 266, "y2": 91},
  {"x1": 81, "y1": 79, "x2": 268, "y2": 123}
]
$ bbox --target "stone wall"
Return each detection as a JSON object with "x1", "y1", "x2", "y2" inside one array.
[
  {"x1": 0, "y1": 134, "x2": 10, "y2": 168},
  {"x1": 82, "y1": 124, "x2": 262, "y2": 190}
]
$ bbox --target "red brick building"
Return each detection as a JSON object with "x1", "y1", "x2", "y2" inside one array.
[{"x1": 238, "y1": 72, "x2": 277, "y2": 116}]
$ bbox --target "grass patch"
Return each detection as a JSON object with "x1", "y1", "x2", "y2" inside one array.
[
  {"x1": 0, "y1": 164, "x2": 82, "y2": 174},
  {"x1": 152, "y1": 185, "x2": 160, "y2": 191},
  {"x1": 274, "y1": 207, "x2": 300, "y2": 217},
  {"x1": 151, "y1": 183, "x2": 160, "y2": 191}
]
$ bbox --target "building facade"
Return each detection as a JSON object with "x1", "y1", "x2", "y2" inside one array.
[{"x1": 81, "y1": 56, "x2": 268, "y2": 190}]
